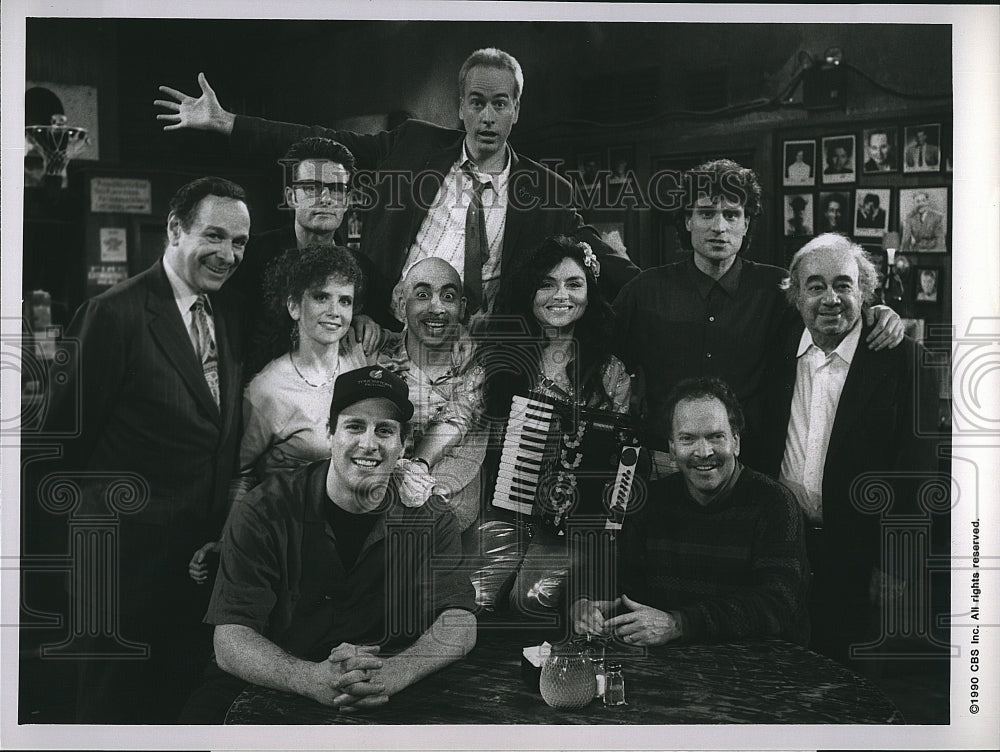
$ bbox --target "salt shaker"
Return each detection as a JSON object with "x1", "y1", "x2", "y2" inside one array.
[{"x1": 603, "y1": 661, "x2": 626, "y2": 706}]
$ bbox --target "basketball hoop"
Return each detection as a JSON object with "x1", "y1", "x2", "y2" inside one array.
[{"x1": 25, "y1": 114, "x2": 89, "y2": 188}]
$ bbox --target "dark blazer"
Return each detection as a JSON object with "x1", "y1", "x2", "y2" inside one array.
[
  {"x1": 231, "y1": 116, "x2": 639, "y2": 320},
  {"x1": 46, "y1": 259, "x2": 244, "y2": 542},
  {"x1": 752, "y1": 316, "x2": 941, "y2": 577}
]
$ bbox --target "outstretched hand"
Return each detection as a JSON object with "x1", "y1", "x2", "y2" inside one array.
[{"x1": 154, "y1": 72, "x2": 235, "y2": 135}]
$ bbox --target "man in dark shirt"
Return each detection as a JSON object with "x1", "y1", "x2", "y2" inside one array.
[
  {"x1": 226, "y1": 136, "x2": 380, "y2": 374},
  {"x1": 570, "y1": 377, "x2": 809, "y2": 646},
  {"x1": 181, "y1": 366, "x2": 476, "y2": 721},
  {"x1": 613, "y1": 159, "x2": 902, "y2": 468}
]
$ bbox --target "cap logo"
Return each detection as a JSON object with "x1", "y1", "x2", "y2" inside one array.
[{"x1": 369, "y1": 369, "x2": 384, "y2": 379}]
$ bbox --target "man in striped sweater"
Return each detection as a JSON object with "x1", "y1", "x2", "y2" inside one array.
[{"x1": 571, "y1": 377, "x2": 809, "y2": 646}]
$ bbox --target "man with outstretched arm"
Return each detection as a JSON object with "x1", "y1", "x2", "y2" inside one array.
[{"x1": 154, "y1": 48, "x2": 638, "y2": 326}]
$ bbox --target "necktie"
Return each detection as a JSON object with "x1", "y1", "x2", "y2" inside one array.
[
  {"x1": 462, "y1": 165, "x2": 490, "y2": 315},
  {"x1": 191, "y1": 295, "x2": 220, "y2": 406},
  {"x1": 917, "y1": 146, "x2": 924, "y2": 167}
]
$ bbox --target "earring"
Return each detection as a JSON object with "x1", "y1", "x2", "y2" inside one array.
[{"x1": 290, "y1": 323, "x2": 300, "y2": 351}]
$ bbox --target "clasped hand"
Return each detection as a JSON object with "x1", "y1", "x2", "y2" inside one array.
[
  {"x1": 572, "y1": 594, "x2": 681, "y2": 647},
  {"x1": 316, "y1": 643, "x2": 389, "y2": 712}
]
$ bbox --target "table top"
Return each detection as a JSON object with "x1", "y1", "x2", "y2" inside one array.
[{"x1": 225, "y1": 632, "x2": 903, "y2": 725}]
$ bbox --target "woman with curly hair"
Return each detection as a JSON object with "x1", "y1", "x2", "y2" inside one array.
[
  {"x1": 188, "y1": 245, "x2": 371, "y2": 581},
  {"x1": 236, "y1": 244, "x2": 371, "y2": 484}
]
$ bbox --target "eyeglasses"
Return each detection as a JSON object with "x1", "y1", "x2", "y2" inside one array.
[{"x1": 292, "y1": 180, "x2": 350, "y2": 199}]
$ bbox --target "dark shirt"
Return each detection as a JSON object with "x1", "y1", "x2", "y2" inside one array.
[
  {"x1": 612, "y1": 256, "x2": 789, "y2": 448},
  {"x1": 206, "y1": 461, "x2": 476, "y2": 662},
  {"x1": 616, "y1": 466, "x2": 810, "y2": 645}
]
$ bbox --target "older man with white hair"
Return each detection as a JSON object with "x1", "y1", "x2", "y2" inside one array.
[{"x1": 755, "y1": 233, "x2": 941, "y2": 666}]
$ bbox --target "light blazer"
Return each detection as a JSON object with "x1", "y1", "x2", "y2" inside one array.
[
  {"x1": 231, "y1": 116, "x2": 639, "y2": 323},
  {"x1": 47, "y1": 259, "x2": 244, "y2": 538}
]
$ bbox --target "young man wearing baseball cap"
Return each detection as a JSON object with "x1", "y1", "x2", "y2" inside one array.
[{"x1": 181, "y1": 366, "x2": 476, "y2": 722}]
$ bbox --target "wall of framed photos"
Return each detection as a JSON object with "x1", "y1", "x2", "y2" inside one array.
[{"x1": 775, "y1": 108, "x2": 952, "y2": 348}]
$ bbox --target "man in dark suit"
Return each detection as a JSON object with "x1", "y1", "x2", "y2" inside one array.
[
  {"x1": 855, "y1": 193, "x2": 887, "y2": 230},
  {"x1": 752, "y1": 233, "x2": 941, "y2": 667},
  {"x1": 44, "y1": 176, "x2": 251, "y2": 722},
  {"x1": 904, "y1": 127, "x2": 941, "y2": 170},
  {"x1": 155, "y1": 48, "x2": 639, "y2": 322}
]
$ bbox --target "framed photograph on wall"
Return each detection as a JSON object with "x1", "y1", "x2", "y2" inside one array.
[
  {"x1": 862, "y1": 126, "x2": 899, "y2": 173},
  {"x1": 914, "y1": 266, "x2": 943, "y2": 303},
  {"x1": 575, "y1": 150, "x2": 603, "y2": 187},
  {"x1": 854, "y1": 188, "x2": 891, "y2": 237},
  {"x1": 607, "y1": 145, "x2": 635, "y2": 185},
  {"x1": 899, "y1": 187, "x2": 949, "y2": 253},
  {"x1": 821, "y1": 134, "x2": 856, "y2": 184},
  {"x1": 782, "y1": 139, "x2": 815, "y2": 187},
  {"x1": 817, "y1": 191, "x2": 853, "y2": 235},
  {"x1": 784, "y1": 194, "x2": 814, "y2": 237},
  {"x1": 903, "y1": 123, "x2": 942, "y2": 173}
]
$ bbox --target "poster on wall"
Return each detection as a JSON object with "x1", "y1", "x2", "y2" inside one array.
[
  {"x1": 99, "y1": 227, "x2": 128, "y2": 263},
  {"x1": 90, "y1": 177, "x2": 153, "y2": 214}
]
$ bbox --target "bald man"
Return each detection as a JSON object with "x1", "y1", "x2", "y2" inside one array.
[{"x1": 374, "y1": 258, "x2": 487, "y2": 536}]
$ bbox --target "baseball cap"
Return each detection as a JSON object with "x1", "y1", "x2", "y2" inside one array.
[{"x1": 329, "y1": 366, "x2": 414, "y2": 423}]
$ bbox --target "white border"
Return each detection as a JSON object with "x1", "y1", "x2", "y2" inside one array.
[{"x1": 3, "y1": 2, "x2": 998, "y2": 750}]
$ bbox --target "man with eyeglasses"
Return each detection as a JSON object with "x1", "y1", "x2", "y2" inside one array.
[
  {"x1": 228, "y1": 136, "x2": 380, "y2": 372},
  {"x1": 156, "y1": 48, "x2": 638, "y2": 324}
]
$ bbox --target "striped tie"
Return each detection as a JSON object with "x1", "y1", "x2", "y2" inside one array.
[
  {"x1": 462, "y1": 164, "x2": 491, "y2": 315},
  {"x1": 191, "y1": 295, "x2": 220, "y2": 406}
]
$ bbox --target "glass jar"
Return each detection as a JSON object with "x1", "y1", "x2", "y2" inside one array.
[
  {"x1": 574, "y1": 634, "x2": 606, "y2": 698},
  {"x1": 539, "y1": 642, "x2": 597, "y2": 709}
]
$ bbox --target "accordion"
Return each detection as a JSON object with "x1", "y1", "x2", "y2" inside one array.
[{"x1": 490, "y1": 391, "x2": 640, "y2": 533}]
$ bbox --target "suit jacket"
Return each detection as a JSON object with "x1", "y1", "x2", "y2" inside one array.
[
  {"x1": 231, "y1": 116, "x2": 639, "y2": 320},
  {"x1": 46, "y1": 259, "x2": 244, "y2": 539},
  {"x1": 855, "y1": 208, "x2": 887, "y2": 229},
  {"x1": 905, "y1": 142, "x2": 941, "y2": 168},
  {"x1": 752, "y1": 317, "x2": 941, "y2": 578},
  {"x1": 902, "y1": 208, "x2": 946, "y2": 252}
]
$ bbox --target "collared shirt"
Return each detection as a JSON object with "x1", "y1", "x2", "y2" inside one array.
[
  {"x1": 613, "y1": 255, "x2": 789, "y2": 447},
  {"x1": 163, "y1": 255, "x2": 215, "y2": 354},
  {"x1": 206, "y1": 461, "x2": 475, "y2": 661},
  {"x1": 373, "y1": 331, "x2": 485, "y2": 449},
  {"x1": 404, "y1": 142, "x2": 511, "y2": 310},
  {"x1": 779, "y1": 321, "x2": 863, "y2": 522}
]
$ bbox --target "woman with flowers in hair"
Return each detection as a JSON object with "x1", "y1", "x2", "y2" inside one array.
[
  {"x1": 479, "y1": 235, "x2": 632, "y2": 535},
  {"x1": 486, "y1": 235, "x2": 631, "y2": 418}
]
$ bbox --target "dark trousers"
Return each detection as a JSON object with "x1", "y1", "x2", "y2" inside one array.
[
  {"x1": 73, "y1": 521, "x2": 215, "y2": 723},
  {"x1": 805, "y1": 526, "x2": 874, "y2": 666}
]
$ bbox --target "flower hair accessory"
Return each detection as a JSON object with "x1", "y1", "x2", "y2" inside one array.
[{"x1": 580, "y1": 241, "x2": 601, "y2": 279}]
